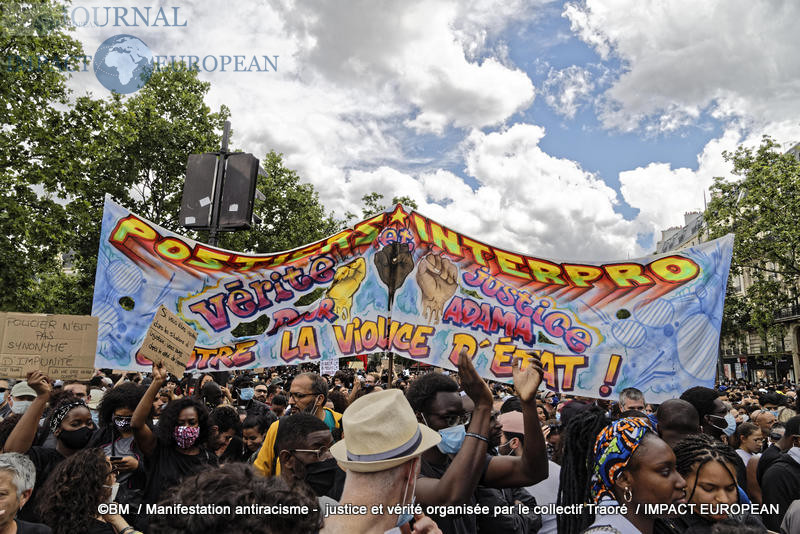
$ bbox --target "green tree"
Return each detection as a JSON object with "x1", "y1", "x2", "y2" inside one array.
[
  {"x1": 346, "y1": 192, "x2": 419, "y2": 222},
  {"x1": 0, "y1": 0, "x2": 83, "y2": 311},
  {"x1": 705, "y1": 136, "x2": 800, "y2": 347}
]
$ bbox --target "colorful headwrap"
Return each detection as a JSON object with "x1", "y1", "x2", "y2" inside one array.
[
  {"x1": 50, "y1": 401, "x2": 87, "y2": 433},
  {"x1": 591, "y1": 416, "x2": 655, "y2": 503}
]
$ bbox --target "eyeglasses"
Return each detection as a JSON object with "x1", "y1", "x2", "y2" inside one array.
[
  {"x1": 289, "y1": 392, "x2": 317, "y2": 400},
  {"x1": 291, "y1": 446, "x2": 330, "y2": 461}
]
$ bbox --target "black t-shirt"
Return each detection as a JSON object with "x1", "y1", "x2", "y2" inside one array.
[
  {"x1": 142, "y1": 442, "x2": 218, "y2": 504},
  {"x1": 15, "y1": 519, "x2": 53, "y2": 534},
  {"x1": 419, "y1": 454, "x2": 492, "y2": 534},
  {"x1": 18, "y1": 446, "x2": 66, "y2": 523},
  {"x1": 85, "y1": 518, "x2": 115, "y2": 534},
  {"x1": 756, "y1": 443, "x2": 782, "y2": 485}
]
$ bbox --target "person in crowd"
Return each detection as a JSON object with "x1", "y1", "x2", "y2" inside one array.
[
  {"x1": 3, "y1": 372, "x2": 96, "y2": 523},
  {"x1": 130, "y1": 362, "x2": 218, "y2": 518},
  {"x1": 0, "y1": 414, "x2": 22, "y2": 450},
  {"x1": 498, "y1": 411, "x2": 559, "y2": 534},
  {"x1": 211, "y1": 405, "x2": 246, "y2": 463},
  {"x1": 253, "y1": 382, "x2": 269, "y2": 404},
  {"x1": 148, "y1": 463, "x2": 322, "y2": 534},
  {"x1": 324, "y1": 389, "x2": 442, "y2": 534},
  {"x1": 152, "y1": 387, "x2": 174, "y2": 416},
  {"x1": 88, "y1": 382, "x2": 147, "y2": 508},
  {"x1": 190, "y1": 374, "x2": 214, "y2": 398},
  {"x1": 475, "y1": 409, "x2": 541, "y2": 533},
  {"x1": 759, "y1": 393, "x2": 783, "y2": 419},
  {"x1": 233, "y1": 375, "x2": 274, "y2": 422},
  {"x1": 275, "y1": 413, "x2": 344, "y2": 503},
  {"x1": 0, "y1": 452, "x2": 52, "y2": 533},
  {"x1": 270, "y1": 394, "x2": 288, "y2": 418},
  {"x1": 241, "y1": 415, "x2": 270, "y2": 464},
  {"x1": 536, "y1": 402, "x2": 551, "y2": 423},
  {"x1": 750, "y1": 410, "x2": 777, "y2": 452},
  {"x1": 62, "y1": 381, "x2": 89, "y2": 402},
  {"x1": 406, "y1": 350, "x2": 548, "y2": 534},
  {"x1": 327, "y1": 390, "x2": 349, "y2": 414},
  {"x1": 668, "y1": 434, "x2": 764, "y2": 533},
  {"x1": 37, "y1": 447, "x2": 140, "y2": 534},
  {"x1": 0, "y1": 379, "x2": 11, "y2": 421},
  {"x1": 619, "y1": 387, "x2": 646, "y2": 413},
  {"x1": 655, "y1": 399, "x2": 701, "y2": 448},
  {"x1": 761, "y1": 415, "x2": 800, "y2": 531},
  {"x1": 254, "y1": 373, "x2": 342, "y2": 478},
  {"x1": 266, "y1": 383, "x2": 284, "y2": 406},
  {"x1": 733, "y1": 423, "x2": 762, "y2": 468},
  {"x1": 757, "y1": 421, "x2": 792, "y2": 486},
  {"x1": 681, "y1": 387, "x2": 734, "y2": 443},
  {"x1": 200, "y1": 381, "x2": 227, "y2": 412},
  {"x1": 557, "y1": 407, "x2": 687, "y2": 534},
  {"x1": 6, "y1": 382, "x2": 37, "y2": 417}
]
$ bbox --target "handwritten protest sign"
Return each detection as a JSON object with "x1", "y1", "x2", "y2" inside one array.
[
  {"x1": 136, "y1": 305, "x2": 197, "y2": 377},
  {"x1": 0, "y1": 312, "x2": 98, "y2": 380},
  {"x1": 93, "y1": 196, "x2": 733, "y2": 402},
  {"x1": 320, "y1": 359, "x2": 340, "y2": 376}
]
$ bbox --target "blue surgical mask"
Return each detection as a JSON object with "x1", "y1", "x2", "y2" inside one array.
[
  {"x1": 91, "y1": 410, "x2": 100, "y2": 426},
  {"x1": 771, "y1": 410, "x2": 780, "y2": 418},
  {"x1": 710, "y1": 414, "x2": 736, "y2": 437},
  {"x1": 437, "y1": 424, "x2": 466, "y2": 454},
  {"x1": 239, "y1": 387, "x2": 255, "y2": 401},
  {"x1": 396, "y1": 460, "x2": 418, "y2": 527},
  {"x1": 0, "y1": 392, "x2": 4, "y2": 403}
]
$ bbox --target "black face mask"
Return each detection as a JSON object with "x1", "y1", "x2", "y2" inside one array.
[
  {"x1": 301, "y1": 458, "x2": 345, "y2": 500},
  {"x1": 59, "y1": 426, "x2": 94, "y2": 450}
]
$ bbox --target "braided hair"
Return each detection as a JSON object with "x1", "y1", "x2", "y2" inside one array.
[
  {"x1": 556, "y1": 404, "x2": 610, "y2": 534},
  {"x1": 673, "y1": 434, "x2": 739, "y2": 504}
]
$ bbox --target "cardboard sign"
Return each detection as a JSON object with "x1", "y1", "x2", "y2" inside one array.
[
  {"x1": 0, "y1": 312, "x2": 98, "y2": 380},
  {"x1": 319, "y1": 359, "x2": 339, "y2": 376},
  {"x1": 136, "y1": 305, "x2": 197, "y2": 377},
  {"x1": 347, "y1": 361, "x2": 364, "y2": 370}
]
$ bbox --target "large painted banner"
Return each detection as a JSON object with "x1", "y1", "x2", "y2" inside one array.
[{"x1": 92, "y1": 195, "x2": 733, "y2": 401}]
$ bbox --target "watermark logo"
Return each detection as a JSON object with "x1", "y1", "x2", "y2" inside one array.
[{"x1": 93, "y1": 35, "x2": 153, "y2": 94}]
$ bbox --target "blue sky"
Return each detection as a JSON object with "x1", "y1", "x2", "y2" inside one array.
[{"x1": 67, "y1": 0, "x2": 800, "y2": 261}]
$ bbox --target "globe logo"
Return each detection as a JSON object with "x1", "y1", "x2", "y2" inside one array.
[{"x1": 93, "y1": 34, "x2": 153, "y2": 94}]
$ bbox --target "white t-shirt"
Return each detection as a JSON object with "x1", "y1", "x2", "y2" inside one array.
[{"x1": 525, "y1": 460, "x2": 560, "y2": 534}]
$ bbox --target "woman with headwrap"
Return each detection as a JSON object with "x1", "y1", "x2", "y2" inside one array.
[
  {"x1": 2, "y1": 371, "x2": 97, "y2": 523},
  {"x1": 557, "y1": 405, "x2": 687, "y2": 534}
]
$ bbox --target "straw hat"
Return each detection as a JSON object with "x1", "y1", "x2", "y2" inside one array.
[{"x1": 331, "y1": 389, "x2": 440, "y2": 473}]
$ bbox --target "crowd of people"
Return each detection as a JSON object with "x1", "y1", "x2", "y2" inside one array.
[{"x1": 1, "y1": 358, "x2": 799, "y2": 534}]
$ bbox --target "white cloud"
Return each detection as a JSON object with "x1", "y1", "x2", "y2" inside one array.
[
  {"x1": 563, "y1": 0, "x2": 800, "y2": 132},
  {"x1": 619, "y1": 123, "x2": 800, "y2": 235},
  {"x1": 277, "y1": 0, "x2": 535, "y2": 135},
  {"x1": 543, "y1": 65, "x2": 595, "y2": 118}
]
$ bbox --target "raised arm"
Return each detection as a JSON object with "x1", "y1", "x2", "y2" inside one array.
[
  {"x1": 3, "y1": 371, "x2": 51, "y2": 453},
  {"x1": 131, "y1": 362, "x2": 166, "y2": 456},
  {"x1": 415, "y1": 349, "x2": 494, "y2": 506},
  {"x1": 482, "y1": 352, "x2": 548, "y2": 488}
]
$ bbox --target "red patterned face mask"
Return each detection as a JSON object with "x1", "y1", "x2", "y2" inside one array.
[{"x1": 173, "y1": 425, "x2": 200, "y2": 448}]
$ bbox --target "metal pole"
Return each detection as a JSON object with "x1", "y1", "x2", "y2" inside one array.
[{"x1": 207, "y1": 121, "x2": 231, "y2": 247}]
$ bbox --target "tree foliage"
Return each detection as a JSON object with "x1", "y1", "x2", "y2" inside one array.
[
  {"x1": 3, "y1": 36, "x2": 339, "y2": 316},
  {"x1": 705, "y1": 136, "x2": 800, "y2": 343}
]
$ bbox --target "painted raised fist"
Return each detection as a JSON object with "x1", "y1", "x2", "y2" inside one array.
[
  {"x1": 325, "y1": 257, "x2": 367, "y2": 320},
  {"x1": 416, "y1": 253, "x2": 458, "y2": 324}
]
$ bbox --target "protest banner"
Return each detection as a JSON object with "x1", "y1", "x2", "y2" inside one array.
[
  {"x1": 136, "y1": 305, "x2": 197, "y2": 377},
  {"x1": 1, "y1": 312, "x2": 98, "y2": 380},
  {"x1": 92, "y1": 195, "x2": 733, "y2": 401}
]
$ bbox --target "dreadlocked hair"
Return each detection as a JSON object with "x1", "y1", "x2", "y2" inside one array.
[
  {"x1": 556, "y1": 404, "x2": 610, "y2": 534},
  {"x1": 673, "y1": 433, "x2": 739, "y2": 504}
]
